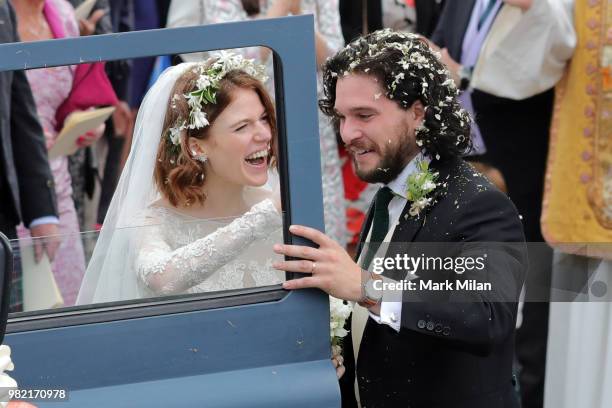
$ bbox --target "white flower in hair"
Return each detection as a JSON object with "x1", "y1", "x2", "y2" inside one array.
[
  {"x1": 196, "y1": 75, "x2": 212, "y2": 90},
  {"x1": 186, "y1": 93, "x2": 202, "y2": 111},
  {"x1": 191, "y1": 111, "x2": 209, "y2": 129},
  {"x1": 169, "y1": 125, "x2": 182, "y2": 146},
  {"x1": 211, "y1": 50, "x2": 235, "y2": 70}
]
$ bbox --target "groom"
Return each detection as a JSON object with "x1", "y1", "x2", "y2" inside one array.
[{"x1": 274, "y1": 30, "x2": 526, "y2": 408}]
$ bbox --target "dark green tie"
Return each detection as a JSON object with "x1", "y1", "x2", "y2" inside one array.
[{"x1": 361, "y1": 186, "x2": 395, "y2": 270}]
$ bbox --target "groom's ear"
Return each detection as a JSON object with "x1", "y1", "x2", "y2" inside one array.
[{"x1": 410, "y1": 100, "x2": 425, "y2": 123}]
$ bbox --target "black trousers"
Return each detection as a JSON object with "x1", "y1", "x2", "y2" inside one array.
[
  {"x1": 96, "y1": 120, "x2": 125, "y2": 225},
  {"x1": 472, "y1": 88, "x2": 554, "y2": 408}
]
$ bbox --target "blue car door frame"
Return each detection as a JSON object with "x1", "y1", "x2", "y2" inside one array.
[{"x1": 0, "y1": 16, "x2": 339, "y2": 407}]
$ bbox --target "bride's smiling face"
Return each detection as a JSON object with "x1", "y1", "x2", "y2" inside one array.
[{"x1": 195, "y1": 87, "x2": 272, "y2": 187}]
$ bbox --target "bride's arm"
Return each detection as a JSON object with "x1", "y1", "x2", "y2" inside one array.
[{"x1": 135, "y1": 199, "x2": 282, "y2": 295}]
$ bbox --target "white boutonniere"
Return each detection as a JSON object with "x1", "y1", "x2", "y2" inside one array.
[
  {"x1": 329, "y1": 296, "x2": 352, "y2": 355},
  {"x1": 405, "y1": 160, "x2": 439, "y2": 217}
]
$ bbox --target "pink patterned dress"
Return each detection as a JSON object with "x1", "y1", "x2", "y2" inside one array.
[{"x1": 17, "y1": 0, "x2": 85, "y2": 307}]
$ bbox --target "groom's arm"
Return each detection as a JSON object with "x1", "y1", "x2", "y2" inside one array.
[{"x1": 398, "y1": 188, "x2": 527, "y2": 352}]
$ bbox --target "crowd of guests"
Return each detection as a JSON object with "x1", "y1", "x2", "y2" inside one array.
[{"x1": 0, "y1": 0, "x2": 605, "y2": 407}]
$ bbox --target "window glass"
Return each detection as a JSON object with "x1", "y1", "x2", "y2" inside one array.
[{"x1": 7, "y1": 48, "x2": 287, "y2": 316}]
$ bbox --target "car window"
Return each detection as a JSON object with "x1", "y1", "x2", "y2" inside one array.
[{"x1": 7, "y1": 48, "x2": 290, "y2": 317}]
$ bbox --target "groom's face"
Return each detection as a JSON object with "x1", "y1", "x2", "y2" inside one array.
[{"x1": 334, "y1": 74, "x2": 423, "y2": 184}]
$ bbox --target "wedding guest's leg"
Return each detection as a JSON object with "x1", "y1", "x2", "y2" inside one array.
[
  {"x1": 50, "y1": 159, "x2": 86, "y2": 307},
  {"x1": 97, "y1": 123, "x2": 125, "y2": 224},
  {"x1": 68, "y1": 149, "x2": 87, "y2": 230},
  {"x1": 51, "y1": 198, "x2": 86, "y2": 307}
]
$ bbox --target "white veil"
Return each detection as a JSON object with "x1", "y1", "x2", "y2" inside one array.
[{"x1": 76, "y1": 63, "x2": 196, "y2": 305}]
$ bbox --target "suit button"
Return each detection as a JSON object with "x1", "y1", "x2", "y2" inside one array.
[
  {"x1": 426, "y1": 321, "x2": 435, "y2": 331},
  {"x1": 434, "y1": 323, "x2": 443, "y2": 333},
  {"x1": 417, "y1": 319, "x2": 426, "y2": 329},
  {"x1": 46, "y1": 179, "x2": 54, "y2": 188},
  {"x1": 442, "y1": 326, "x2": 451, "y2": 336}
]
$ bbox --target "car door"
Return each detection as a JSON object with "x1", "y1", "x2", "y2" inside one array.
[{"x1": 0, "y1": 15, "x2": 340, "y2": 407}]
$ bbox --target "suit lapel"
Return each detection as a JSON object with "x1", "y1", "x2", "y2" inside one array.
[
  {"x1": 356, "y1": 159, "x2": 456, "y2": 267},
  {"x1": 389, "y1": 202, "x2": 424, "y2": 245},
  {"x1": 387, "y1": 158, "x2": 453, "y2": 247}
]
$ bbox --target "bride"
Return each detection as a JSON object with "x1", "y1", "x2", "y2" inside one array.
[{"x1": 76, "y1": 53, "x2": 285, "y2": 304}]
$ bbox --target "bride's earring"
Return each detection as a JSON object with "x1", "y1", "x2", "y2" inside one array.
[{"x1": 192, "y1": 150, "x2": 208, "y2": 163}]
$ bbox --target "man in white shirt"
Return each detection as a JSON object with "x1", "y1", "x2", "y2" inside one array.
[{"x1": 274, "y1": 29, "x2": 527, "y2": 408}]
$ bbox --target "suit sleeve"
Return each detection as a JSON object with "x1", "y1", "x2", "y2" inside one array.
[
  {"x1": 7, "y1": 3, "x2": 57, "y2": 226},
  {"x1": 399, "y1": 188, "x2": 527, "y2": 352},
  {"x1": 429, "y1": 0, "x2": 451, "y2": 46}
]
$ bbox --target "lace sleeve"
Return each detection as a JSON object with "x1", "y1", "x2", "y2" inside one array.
[{"x1": 135, "y1": 199, "x2": 282, "y2": 295}]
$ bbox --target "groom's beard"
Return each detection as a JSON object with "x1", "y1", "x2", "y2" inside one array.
[{"x1": 354, "y1": 123, "x2": 417, "y2": 185}]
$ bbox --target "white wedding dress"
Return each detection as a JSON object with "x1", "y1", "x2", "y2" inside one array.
[
  {"x1": 76, "y1": 62, "x2": 285, "y2": 305},
  {"x1": 134, "y1": 199, "x2": 284, "y2": 297}
]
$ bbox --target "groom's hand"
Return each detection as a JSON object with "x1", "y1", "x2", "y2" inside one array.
[{"x1": 273, "y1": 225, "x2": 362, "y2": 302}]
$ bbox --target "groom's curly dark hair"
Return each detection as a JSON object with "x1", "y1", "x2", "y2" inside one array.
[{"x1": 319, "y1": 29, "x2": 473, "y2": 161}]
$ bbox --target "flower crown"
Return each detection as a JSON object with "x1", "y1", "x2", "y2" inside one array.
[{"x1": 167, "y1": 52, "x2": 268, "y2": 146}]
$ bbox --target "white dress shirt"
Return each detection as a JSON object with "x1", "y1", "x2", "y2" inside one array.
[
  {"x1": 29, "y1": 216, "x2": 60, "y2": 229},
  {"x1": 470, "y1": 0, "x2": 576, "y2": 100},
  {"x1": 351, "y1": 155, "x2": 426, "y2": 402},
  {"x1": 361, "y1": 153, "x2": 427, "y2": 332}
]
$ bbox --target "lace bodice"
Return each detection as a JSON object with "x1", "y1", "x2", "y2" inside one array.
[{"x1": 133, "y1": 199, "x2": 285, "y2": 297}]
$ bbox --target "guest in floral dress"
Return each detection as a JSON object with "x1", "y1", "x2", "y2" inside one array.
[
  {"x1": 167, "y1": 0, "x2": 348, "y2": 248},
  {"x1": 13, "y1": 0, "x2": 88, "y2": 307}
]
